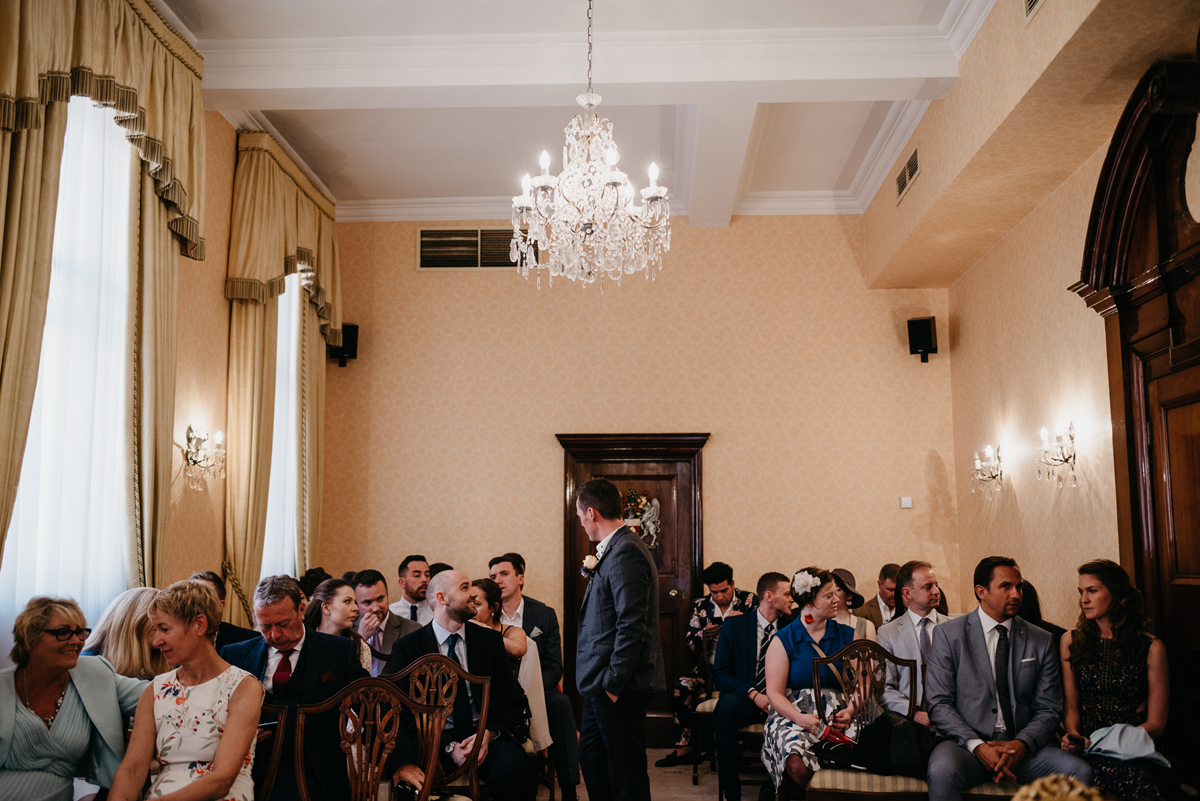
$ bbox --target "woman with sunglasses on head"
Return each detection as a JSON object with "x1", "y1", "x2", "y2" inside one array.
[{"x1": 0, "y1": 596, "x2": 147, "y2": 800}]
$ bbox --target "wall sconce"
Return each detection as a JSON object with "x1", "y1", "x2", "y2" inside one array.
[
  {"x1": 184, "y1": 425, "x2": 226, "y2": 491},
  {"x1": 971, "y1": 444, "x2": 1003, "y2": 500},
  {"x1": 1035, "y1": 422, "x2": 1076, "y2": 487}
]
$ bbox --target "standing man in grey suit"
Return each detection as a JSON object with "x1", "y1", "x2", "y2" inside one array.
[
  {"x1": 877, "y1": 560, "x2": 949, "y2": 728},
  {"x1": 575, "y1": 478, "x2": 665, "y2": 801},
  {"x1": 352, "y1": 569, "x2": 420, "y2": 675},
  {"x1": 925, "y1": 556, "x2": 1092, "y2": 801}
]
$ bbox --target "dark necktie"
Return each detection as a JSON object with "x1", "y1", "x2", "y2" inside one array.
[
  {"x1": 272, "y1": 649, "x2": 295, "y2": 694},
  {"x1": 410, "y1": 604, "x2": 418, "y2": 622},
  {"x1": 918, "y1": 617, "x2": 932, "y2": 707},
  {"x1": 994, "y1": 626, "x2": 1016, "y2": 737},
  {"x1": 446, "y1": 633, "x2": 475, "y2": 740},
  {"x1": 754, "y1": 622, "x2": 775, "y2": 693}
]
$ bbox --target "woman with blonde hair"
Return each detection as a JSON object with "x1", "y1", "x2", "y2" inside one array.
[
  {"x1": 0, "y1": 596, "x2": 146, "y2": 799},
  {"x1": 83, "y1": 587, "x2": 169, "y2": 680},
  {"x1": 108, "y1": 580, "x2": 263, "y2": 801}
]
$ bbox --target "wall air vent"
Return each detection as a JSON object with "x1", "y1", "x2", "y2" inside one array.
[
  {"x1": 1024, "y1": 0, "x2": 1047, "y2": 25},
  {"x1": 895, "y1": 146, "x2": 920, "y2": 204},
  {"x1": 417, "y1": 229, "x2": 534, "y2": 271}
]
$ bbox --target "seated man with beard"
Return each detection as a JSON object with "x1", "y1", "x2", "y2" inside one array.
[{"x1": 387, "y1": 570, "x2": 532, "y2": 801}]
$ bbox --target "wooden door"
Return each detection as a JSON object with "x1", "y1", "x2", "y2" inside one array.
[{"x1": 558, "y1": 434, "x2": 708, "y2": 746}]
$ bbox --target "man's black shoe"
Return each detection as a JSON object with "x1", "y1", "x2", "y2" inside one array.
[{"x1": 654, "y1": 751, "x2": 692, "y2": 768}]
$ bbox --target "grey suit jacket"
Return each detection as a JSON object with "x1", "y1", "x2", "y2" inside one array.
[
  {"x1": 926, "y1": 609, "x2": 1062, "y2": 754},
  {"x1": 877, "y1": 609, "x2": 949, "y2": 714},
  {"x1": 576, "y1": 526, "x2": 666, "y2": 698},
  {"x1": 381, "y1": 611, "x2": 421, "y2": 655}
]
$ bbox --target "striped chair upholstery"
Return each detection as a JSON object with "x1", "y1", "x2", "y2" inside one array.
[{"x1": 963, "y1": 781, "x2": 1021, "y2": 797}]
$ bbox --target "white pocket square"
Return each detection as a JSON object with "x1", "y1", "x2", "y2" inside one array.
[
  {"x1": 531, "y1": 626, "x2": 544, "y2": 638},
  {"x1": 1021, "y1": 657, "x2": 1036, "y2": 662}
]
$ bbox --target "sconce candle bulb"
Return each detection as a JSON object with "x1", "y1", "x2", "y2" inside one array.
[
  {"x1": 971, "y1": 444, "x2": 1003, "y2": 500},
  {"x1": 1036, "y1": 420, "x2": 1076, "y2": 488},
  {"x1": 184, "y1": 425, "x2": 226, "y2": 491}
]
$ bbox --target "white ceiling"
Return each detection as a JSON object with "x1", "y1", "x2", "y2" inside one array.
[{"x1": 156, "y1": 0, "x2": 997, "y2": 225}]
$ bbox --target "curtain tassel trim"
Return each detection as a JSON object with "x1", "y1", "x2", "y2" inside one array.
[{"x1": 221, "y1": 559, "x2": 254, "y2": 623}]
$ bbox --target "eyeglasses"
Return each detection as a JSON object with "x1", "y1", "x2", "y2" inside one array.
[{"x1": 45, "y1": 627, "x2": 91, "y2": 642}]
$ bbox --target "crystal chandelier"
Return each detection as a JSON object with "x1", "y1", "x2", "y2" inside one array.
[{"x1": 510, "y1": 0, "x2": 670, "y2": 288}]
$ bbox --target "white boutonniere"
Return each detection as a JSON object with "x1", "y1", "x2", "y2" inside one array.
[{"x1": 581, "y1": 555, "x2": 599, "y2": 578}]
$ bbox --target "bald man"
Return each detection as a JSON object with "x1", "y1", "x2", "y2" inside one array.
[{"x1": 387, "y1": 571, "x2": 532, "y2": 801}]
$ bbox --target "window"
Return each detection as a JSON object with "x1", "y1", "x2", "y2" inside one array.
[
  {"x1": 260, "y1": 273, "x2": 301, "y2": 579},
  {"x1": 0, "y1": 97, "x2": 133, "y2": 663}
]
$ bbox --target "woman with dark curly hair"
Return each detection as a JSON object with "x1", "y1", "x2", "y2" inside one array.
[{"x1": 1060, "y1": 559, "x2": 1172, "y2": 800}]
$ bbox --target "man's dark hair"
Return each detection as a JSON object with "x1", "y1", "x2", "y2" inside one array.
[
  {"x1": 973, "y1": 556, "x2": 1019, "y2": 598},
  {"x1": 398, "y1": 555, "x2": 428, "y2": 576},
  {"x1": 576, "y1": 478, "x2": 623, "y2": 521},
  {"x1": 189, "y1": 570, "x2": 226, "y2": 601},
  {"x1": 701, "y1": 562, "x2": 734, "y2": 586},
  {"x1": 756, "y1": 571, "x2": 790, "y2": 597},
  {"x1": 429, "y1": 563, "x2": 453, "y2": 577},
  {"x1": 896, "y1": 560, "x2": 933, "y2": 591},
  {"x1": 878, "y1": 563, "x2": 901, "y2": 582},
  {"x1": 352, "y1": 569, "x2": 388, "y2": 590},
  {"x1": 488, "y1": 552, "x2": 526, "y2": 575}
]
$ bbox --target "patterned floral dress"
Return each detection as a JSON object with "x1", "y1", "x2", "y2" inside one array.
[{"x1": 146, "y1": 666, "x2": 256, "y2": 800}]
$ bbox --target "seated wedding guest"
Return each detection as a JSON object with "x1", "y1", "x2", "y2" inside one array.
[
  {"x1": 877, "y1": 560, "x2": 948, "y2": 728},
  {"x1": 340, "y1": 570, "x2": 357, "y2": 583},
  {"x1": 0, "y1": 597, "x2": 145, "y2": 800},
  {"x1": 831, "y1": 568, "x2": 876, "y2": 641},
  {"x1": 352, "y1": 569, "x2": 420, "y2": 676},
  {"x1": 470, "y1": 578, "x2": 527, "y2": 659},
  {"x1": 711, "y1": 571, "x2": 792, "y2": 801},
  {"x1": 388, "y1": 570, "x2": 533, "y2": 801},
  {"x1": 297, "y1": 566, "x2": 333, "y2": 600},
  {"x1": 429, "y1": 562, "x2": 454, "y2": 578},
  {"x1": 925, "y1": 556, "x2": 1092, "y2": 801},
  {"x1": 108, "y1": 580, "x2": 263, "y2": 801},
  {"x1": 389, "y1": 555, "x2": 433, "y2": 625},
  {"x1": 761, "y1": 568, "x2": 857, "y2": 793},
  {"x1": 304, "y1": 578, "x2": 372, "y2": 671},
  {"x1": 491, "y1": 551, "x2": 581, "y2": 801},
  {"x1": 222, "y1": 575, "x2": 369, "y2": 801},
  {"x1": 83, "y1": 587, "x2": 168, "y2": 680},
  {"x1": 657, "y1": 561, "x2": 757, "y2": 767},
  {"x1": 1061, "y1": 559, "x2": 1172, "y2": 801},
  {"x1": 190, "y1": 570, "x2": 260, "y2": 652},
  {"x1": 1017, "y1": 581, "x2": 1067, "y2": 645},
  {"x1": 856, "y1": 563, "x2": 900, "y2": 628}
]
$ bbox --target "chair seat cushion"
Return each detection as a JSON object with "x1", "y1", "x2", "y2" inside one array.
[
  {"x1": 964, "y1": 781, "x2": 1021, "y2": 797},
  {"x1": 696, "y1": 697, "x2": 720, "y2": 714},
  {"x1": 737, "y1": 723, "x2": 764, "y2": 734},
  {"x1": 809, "y1": 768, "x2": 928, "y2": 794}
]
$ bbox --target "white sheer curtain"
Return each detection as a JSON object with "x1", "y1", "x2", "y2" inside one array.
[
  {"x1": 260, "y1": 274, "x2": 300, "y2": 580},
  {"x1": 0, "y1": 97, "x2": 132, "y2": 662}
]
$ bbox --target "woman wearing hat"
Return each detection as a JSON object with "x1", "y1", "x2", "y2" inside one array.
[{"x1": 831, "y1": 569, "x2": 876, "y2": 641}]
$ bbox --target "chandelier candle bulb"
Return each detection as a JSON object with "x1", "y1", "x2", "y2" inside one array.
[
  {"x1": 213, "y1": 430, "x2": 223, "y2": 446},
  {"x1": 540, "y1": 151, "x2": 550, "y2": 175},
  {"x1": 649, "y1": 162, "x2": 658, "y2": 188}
]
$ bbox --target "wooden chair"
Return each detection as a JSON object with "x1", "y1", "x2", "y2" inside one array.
[
  {"x1": 255, "y1": 702, "x2": 290, "y2": 801},
  {"x1": 392, "y1": 653, "x2": 492, "y2": 801},
  {"x1": 292, "y1": 676, "x2": 447, "y2": 801},
  {"x1": 691, "y1": 623, "x2": 722, "y2": 784}
]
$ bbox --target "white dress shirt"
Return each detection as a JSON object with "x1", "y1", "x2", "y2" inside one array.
[
  {"x1": 389, "y1": 597, "x2": 434, "y2": 625},
  {"x1": 755, "y1": 610, "x2": 772, "y2": 653},
  {"x1": 966, "y1": 606, "x2": 1014, "y2": 754},
  {"x1": 595, "y1": 527, "x2": 620, "y2": 561},
  {"x1": 263, "y1": 627, "x2": 306, "y2": 693},
  {"x1": 878, "y1": 592, "x2": 895, "y2": 624},
  {"x1": 500, "y1": 597, "x2": 525, "y2": 629},
  {"x1": 432, "y1": 619, "x2": 476, "y2": 719}
]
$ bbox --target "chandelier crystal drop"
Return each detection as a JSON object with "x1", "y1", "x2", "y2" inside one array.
[{"x1": 510, "y1": 0, "x2": 670, "y2": 289}]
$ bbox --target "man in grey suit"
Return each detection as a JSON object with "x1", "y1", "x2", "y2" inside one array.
[
  {"x1": 575, "y1": 478, "x2": 665, "y2": 801},
  {"x1": 352, "y1": 569, "x2": 420, "y2": 675},
  {"x1": 925, "y1": 556, "x2": 1091, "y2": 801},
  {"x1": 877, "y1": 560, "x2": 948, "y2": 728}
]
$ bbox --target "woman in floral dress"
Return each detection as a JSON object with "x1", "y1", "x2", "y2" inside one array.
[{"x1": 108, "y1": 580, "x2": 264, "y2": 801}]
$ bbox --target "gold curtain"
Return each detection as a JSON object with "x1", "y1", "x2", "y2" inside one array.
[
  {"x1": 224, "y1": 131, "x2": 339, "y2": 623},
  {"x1": 0, "y1": 103, "x2": 69, "y2": 558}
]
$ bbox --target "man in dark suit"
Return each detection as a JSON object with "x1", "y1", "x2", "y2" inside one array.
[
  {"x1": 711, "y1": 572, "x2": 792, "y2": 801},
  {"x1": 190, "y1": 570, "x2": 259, "y2": 652},
  {"x1": 387, "y1": 570, "x2": 532, "y2": 801},
  {"x1": 490, "y1": 551, "x2": 580, "y2": 801},
  {"x1": 925, "y1": 557, "x2": 1092, "y2": 801},
  {"x1": 221, "y1": 575, "x2": 369, "y2": 801},
  {"x1": 575, "y1": 478, "x2": 665, "y2": 801},
  {"x1": 351, "y1": 568, "x2": 420, "y2": 675},
  {"x1": 855, "y1": 563, "x2": 900, "y2": 629}
]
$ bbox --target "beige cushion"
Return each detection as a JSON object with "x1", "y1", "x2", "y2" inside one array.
[
  {"x1": 522, "y1": 738, "x2": 537, "y2": 754},
  {"x1": 737, "y1": 723, "x2": 764, "y2": 734},
  {"x1": 809, "y1": 768, "x2": 928, "y2": 794},
  {"x1": 964, "y1": 781, "x2": 1021, "y2": 797},
  {"x1": 696, "y1": 697, "x2": 720, "y2": 714}
]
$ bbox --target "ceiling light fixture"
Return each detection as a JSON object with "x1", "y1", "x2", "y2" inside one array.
[{"x1": 510, "y1": 0, "x2": 670, "y2": 289}]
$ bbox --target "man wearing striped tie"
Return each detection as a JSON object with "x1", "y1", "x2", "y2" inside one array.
[{"x1": 711, "y1": 572, "x2": 794, "y2": 801}]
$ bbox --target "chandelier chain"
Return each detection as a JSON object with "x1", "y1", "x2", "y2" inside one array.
[{"x1": 586, "y1": 0, "x2": 593, "y2": 94}]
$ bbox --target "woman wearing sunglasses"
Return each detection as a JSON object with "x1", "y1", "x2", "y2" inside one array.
[{"x1": 0, "y1": 596, "x2": 148, "y2": 800}]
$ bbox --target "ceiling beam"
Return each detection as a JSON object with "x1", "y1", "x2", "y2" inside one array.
[{"x1": 686, "y1": 99, "x2": 760, "y2": 228}]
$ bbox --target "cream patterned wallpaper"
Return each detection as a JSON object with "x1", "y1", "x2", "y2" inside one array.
[
  {"x1": 162, "y1": 112, "x2": 235, "y2": 588},
  {"x1": 323, "y1": 215, "x2": 961, "y2": 620},
  {"x1": 948, "y1": 143, "x2": 1118, "y2": 628}
]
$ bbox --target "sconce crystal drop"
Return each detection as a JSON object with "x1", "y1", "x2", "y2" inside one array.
[
  {"x1": 970, "y1": 445, "x2": 1003, "y2": 501},
  {"x1": 184, "y1": 425, "x2": 226, "y2": 491},
  {"x1": 1035, "y1": 422, "x2": 1077, "y2": 488}
]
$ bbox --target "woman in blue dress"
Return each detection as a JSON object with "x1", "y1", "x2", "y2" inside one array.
[
  {"x1": 761, "y1": 568, "x2": 859, "y2": 792},
  {"x1": 0, "y1": 596, "x2": 147, "y2": 800}
]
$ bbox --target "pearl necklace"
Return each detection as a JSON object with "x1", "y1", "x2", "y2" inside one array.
[{"x1": 22, "y1": 670, "x2": 68, "y2": 729}]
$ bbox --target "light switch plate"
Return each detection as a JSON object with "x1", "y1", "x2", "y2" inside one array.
[{"x1": 899, "y1": 496, "x2": 913, "y2": 509}]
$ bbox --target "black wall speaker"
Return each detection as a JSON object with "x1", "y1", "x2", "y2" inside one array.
[
  {"x1": 329, "y1": 323, "x2": 358, "y2": 367},
  {"x1": 907, "y1": 317, "x2": 937, "y2": 363}
]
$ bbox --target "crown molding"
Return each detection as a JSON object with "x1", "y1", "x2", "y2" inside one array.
[
  {"x1": 942, "y1": 0, "x2": 998, "y2": 58},
  {"x1": 733, "y1": 191, "x2": 862, "y2": 216},
  {"x1": 845, "y1": 98, "x2": 931, "y2": 212},
  {"x1": 337, "y1": 196, "x2": 689, "y2": 223},
  {"x1": 146, "y1": 0, "x2": 198, "y2": 47}
]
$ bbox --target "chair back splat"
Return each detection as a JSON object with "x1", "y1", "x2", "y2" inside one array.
[{"x1": 812, "y1": 639, "x2": 917, "y2": 729}]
